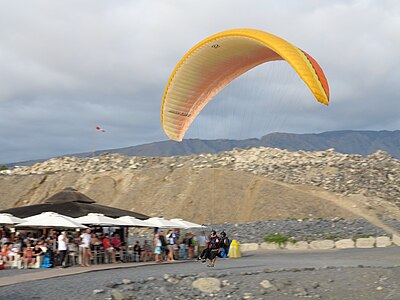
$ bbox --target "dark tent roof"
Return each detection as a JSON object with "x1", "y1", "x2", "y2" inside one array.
[
  {"x1": 0, "y1": 187, "x2": 149, "y2": 219},
  {"x1": 45, "y1": 187, "x2": 96, "y2": 204}
]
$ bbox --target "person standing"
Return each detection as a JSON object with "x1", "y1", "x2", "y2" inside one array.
[
  {"x1": 79, "y1": 229, "x2": 92, "y2": 267},
  {"x1": 110, "y1": 233, "x2": 124, "y2": 262},
  {"x1": 153, "y1": 234, "x2": 162, "y2": 263},
  {"x1": 133, "y1": 241, "x2": 142, "y2": 262},
  {"x1": 102, "y1": 233, "x2": 116, "y2": 263},
  {"x1": 141, "y1": 240, "x2": 152, "y2": 262},
  {"x1": 180, "y1": 233, "x2": 188, "y2": 259},
  {"x1": 166, "y1": 230, "x2": 175, "y2": 262},
  {"x1": 57, "y1": 231, "x2": 68, "y2": 268}
]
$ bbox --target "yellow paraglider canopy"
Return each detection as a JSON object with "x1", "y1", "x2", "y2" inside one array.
[{"x1": 161, "y1": 28, "x2": 330, "y2": 142}]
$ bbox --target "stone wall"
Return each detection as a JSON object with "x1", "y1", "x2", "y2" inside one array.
[{"x1": 240, "y1": 234, "x2": 399, "y2": 253}]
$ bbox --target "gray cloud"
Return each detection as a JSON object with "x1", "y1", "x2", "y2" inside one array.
[{"x1": 0, "y1": 0, "x2": 399, "y2": 162}]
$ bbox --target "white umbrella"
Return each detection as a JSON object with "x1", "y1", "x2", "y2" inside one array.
[
  {"x1": 16, "y1": 212, "x2": 87, "y2": 229},
  {"x1": 0, "y1": 213, "x2": 26, "y2": 225},
  {"x1": 75, "y1": 213, "x2": 130, "y2": 226},
  {"x1": 116, "y1": 216, "x2": 149, "y2": 227},
  {"x1": 169, "y1": 218, "x2": 204, "y2": 229},
  {"x1": 141, "y1": 217, "x2": 181, "y2": 228}
]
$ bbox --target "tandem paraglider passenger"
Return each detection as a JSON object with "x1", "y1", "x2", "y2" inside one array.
[
  {"x1": 218, "y1": 231, "x2": 230, "y2": 258},
  {"x1": 198, "y1": 230, "x2": 220, "y2": 267}
]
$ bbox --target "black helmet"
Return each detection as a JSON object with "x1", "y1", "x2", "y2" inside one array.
[
  {"x1": 211, "y1": 230, "x2": 216, "y2": 235},
  {"x1": 220, "y1": 231, "x2": 226, "y2": 237}
]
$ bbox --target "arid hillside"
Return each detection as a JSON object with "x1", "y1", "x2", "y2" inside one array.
[{"x1": 1, "y1": 147, "x2": 399, "y2": 227}]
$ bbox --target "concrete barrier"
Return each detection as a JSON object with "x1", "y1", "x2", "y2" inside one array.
[
  {"x1": 285, "y1": 241, "x2": 309, "y2": 250},
  {"x1": 355, "y1": 237, "x2": 376, "y2": 248},
  {"x1": 260, "y1": 242, "x2": 282, "y2": 250},
  {"x1": 240, "y1": 243, "x2": 259, "y2": 252},
  {"x1": 335, "y1": 239, "x2": 355, "y2": 249},
  {"x1": 309, "y1": 240, "x2": 335, "y2": 250},
  {"x1": 376, "y1": 236, "x2": 391, "y2": 248},
  {"x1": 255, "y1": 236, "x2": 400, "y2": 252},
  {"x1": 392, "y1": 234, "x2": 400, "y2": 246}
]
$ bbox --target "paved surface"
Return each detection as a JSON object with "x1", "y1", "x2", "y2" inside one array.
[
  {"x1": 0, "y1": 260, "x2": 191, "y2": 287},
  {"x1": 0, "y1": 247, "x2": 399, "y2": 300}
]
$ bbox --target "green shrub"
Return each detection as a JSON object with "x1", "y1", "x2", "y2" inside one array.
[
  {"x1": 353, "y1": 233, "x2": 374, "y2": 240},
  {"x1": 264, "y1": 233, "x2": 289, "y2": 245},
  {"x1": 325, "y1": 234, "x2": 340, "y2": 241},
  {"x1": 0, "y1": 165, "x2": 8, "y2": 171}
]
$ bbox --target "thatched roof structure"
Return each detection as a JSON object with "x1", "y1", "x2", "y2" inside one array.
[{"x1": 0, "y1": 187, "x2": 148, "y2": 219}]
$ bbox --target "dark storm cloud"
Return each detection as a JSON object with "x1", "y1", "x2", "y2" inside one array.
[{"x1": 0, "y1": 0, "x2": 399, "y2": 162}]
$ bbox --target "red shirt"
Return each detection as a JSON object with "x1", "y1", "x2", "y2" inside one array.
[
  {"x1": 103, "y1": 237, "x2": 111, "y2": 249},
  {"x1": 110, "y1": 237, "x2": 121, "y2": 248}
]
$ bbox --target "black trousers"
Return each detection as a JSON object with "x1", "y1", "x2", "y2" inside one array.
[
  {"x1": 199, "y1": 248, "x2": 210, "y2": 259},
  {"x1": 59, "y1": 250, "x2": 67, "y2": 266},
  {"x1": 200, "y1": 248, "x2": 219, "y2": 260}
]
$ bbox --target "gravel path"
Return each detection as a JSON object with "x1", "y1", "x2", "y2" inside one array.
[{"x1": 0, "y1": 248, "x2": 399, "y2": 300}]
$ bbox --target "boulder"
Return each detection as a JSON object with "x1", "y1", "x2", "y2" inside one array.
[
  {"x1": 192, "y1": 278, "x2": 221, "y2": 294},
  {"x1": 335, "y1": 239, "x2": 355, "y2": 249},
  {"x1": 121, "y1": 279, "x2": 132, "y2": 285},
  {"x1": 260, "y1": 242, "x2": 282, "y2": 250},
  {"x1": 111, "y1": 289, "x2": 128, "y2": 300},
  {"x1": 309, "y1": 240, "x2": 334, "y2": 250},
  {"x1": 392, "y1": 234, "x2": 400, "y2": 246},
  {"x1": 355, "y1": 237, "x2": 376, "y2": 248},
  {"x1": 376, "y1": 236, "x2": 391, "y2": 248},
  {"x1": 285, "y1": 241, "x2": 309, "y2": 250},
  {"x1": 240, "y1": 243, "x2": 259, "y2": 252},
  {"x1": 259, "y1": 279, "x2": 276, "y2": 290}
]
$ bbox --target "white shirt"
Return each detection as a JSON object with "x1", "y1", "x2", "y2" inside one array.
[
  {"x1": 167, "y1": 233, "x2": 174, "y2": 245},
  {"x1": 58, "y1": 234, "x2": 67, "y2": 251},
  {"x1": 80, "y1": 233, "x2": 91, "y2": 248},
  {"x1": 198, "y1": 235, "x2": 206, "y2": 247}
]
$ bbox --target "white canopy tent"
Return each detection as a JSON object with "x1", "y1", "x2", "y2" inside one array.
[
  {"x1": 75, "y1": 213, "x2": 131, "y2": 226},
  {"x1": 0, "y1": 213, "x2": 26, "y2": 225},
  {"x1": 16, "y1": 212, "x2": 87, "y2": 229},
  {"x1": 141, "y1": 217, "x2": 182, "y2": 228},
  {"x1": 169, "y1": 218, "x2": 204, "y2": 229},
  {"x1": 116, "y1": 216, "x2": 150, "y2": 227}
]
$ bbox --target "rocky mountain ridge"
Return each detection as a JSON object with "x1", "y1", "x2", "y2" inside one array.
[
  {"x1": 5, "y1": 130, "x2": 400, "y2": 167},
  {"x1": 3, "y1": 147, "x2": 399, "y2": 208}
]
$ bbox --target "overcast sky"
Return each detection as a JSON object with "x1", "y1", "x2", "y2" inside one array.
[{"x1": 0, "y1": 0, "x2": 399, "y2": 163}]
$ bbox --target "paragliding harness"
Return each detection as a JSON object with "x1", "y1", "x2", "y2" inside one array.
[
  {"x1": 199, "y1": 230, "x2": 220, "y2": 261},
  {"x1": 208, "y1": 235, "x2": 221, "y2": 261},
  {"x1": 219, "y1": 236, "x2": 230, "y2": 258}
]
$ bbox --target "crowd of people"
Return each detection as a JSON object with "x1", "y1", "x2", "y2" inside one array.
[
  {"x1": 0, "y1": 228, "x2": 149, "y2": 269},
  {"x1": 1, "y1": 231, "x2": 59, "y2": 269},
  {"x1": 153, "y1": 229, "x2": 231, "y2": 267},
  {"x1": 153, "y1": 229, "x2": 199, "y2": 263},
  {"x1": 1, "y1": 227, "x2": 231, "y2": 270}
]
